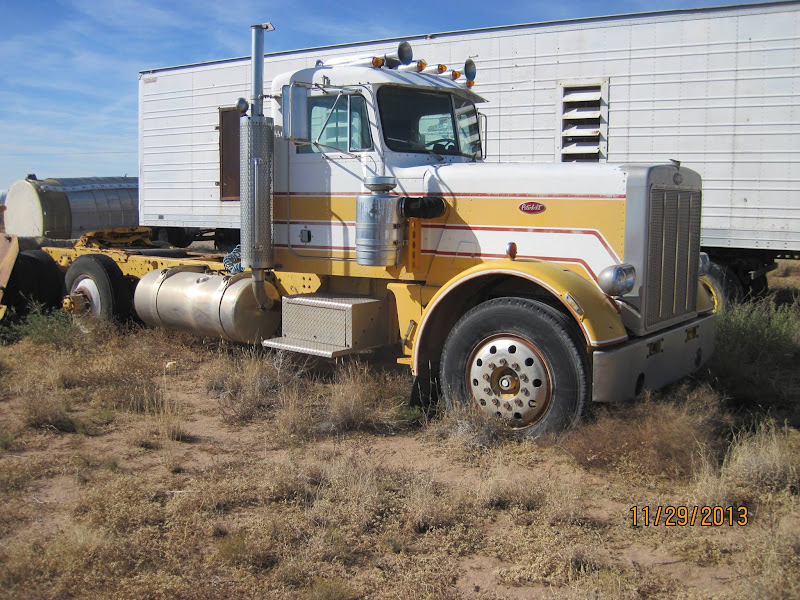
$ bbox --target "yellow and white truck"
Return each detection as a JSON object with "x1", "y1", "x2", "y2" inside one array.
[{"x1": 0, "y1": 24, "x2": 714, "y2": 436}]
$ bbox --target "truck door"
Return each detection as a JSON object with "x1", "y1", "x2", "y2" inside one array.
[{"x1": 276, "y1": 92, "x2": 378, "y2": 267}]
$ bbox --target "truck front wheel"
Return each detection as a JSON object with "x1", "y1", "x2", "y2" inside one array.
[{"x1": 440, "y1": 297, "x2": 588, "y2": 437}]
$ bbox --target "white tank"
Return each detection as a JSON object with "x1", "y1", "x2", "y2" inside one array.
[{"x1": 4, "y1": 176, "x2": 138, "y2": 238}]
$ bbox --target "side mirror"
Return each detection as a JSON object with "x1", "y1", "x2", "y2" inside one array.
[{"x1": 282, "y1": 84, "x2": 309, "y2": 142}]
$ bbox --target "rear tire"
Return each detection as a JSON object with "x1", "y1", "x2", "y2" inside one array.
[
  {"x1": 65, "y1": 254, "x2": 130, "y2": 320},
  {"x1": 22, "y1": 250, "x2": 64, "y2": 308},
  {"x1": 4, "y1": 250, "x2": 64, "y2": 311},
  {"x1": 440, "y1": 297, "x2": 588, "y2": 437}
]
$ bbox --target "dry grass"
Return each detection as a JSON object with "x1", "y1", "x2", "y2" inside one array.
[
  {"x1": 693, "y1": 419, "x2": 800, "y2": 508},
  {"x1": 1, "y1": 284, "x2": 800, "y2": 599},
  {"x1": 773, "y1": 259, "x2": 800, "y2": 279},
  {"x1": 710, "y1": 297, "x2": 800, "y2": 425},
  {"x1": 739, "y1": 508, "x2": 800, "y2": 600},
  {"x1": 423, "y1": 403, "x2": 510, "y2": 457},
  {"x1": 208, "y1": 353, "x2": 414, "y2": 441},
  {"x1": 207, "y1": 348, "x2": 301, "y2": 424},
  {"x1": 563, "y1": 383, "x2": 731, "y2": 480},
  {"x1": 319, "y1": 360, "x2": 412, "y2": 434}
]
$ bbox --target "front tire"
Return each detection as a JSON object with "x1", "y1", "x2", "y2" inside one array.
[{"x1": 440, "y1": 297, "x2": 588, "y2": 437}]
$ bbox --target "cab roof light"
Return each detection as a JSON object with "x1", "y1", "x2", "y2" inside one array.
[
  {"x1": 398, "y1": 59, "x2": 427, "y2": 72},
  {"x1": 465, "y1": 80, "x2": 475, "y2": 89},
  {"x1": 372, "y1": 56, "x2": 385, "y2": 68},
  {"x1": 446, "y1": 69, "x2": 462, "y2": 80},
  {"x1": 422, "y1": 63, "x2": 447, "y2": 75}
]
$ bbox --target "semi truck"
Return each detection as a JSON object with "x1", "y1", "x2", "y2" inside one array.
[
  {"x1": 136, "y1": 1, "x2": 800, "y2": 307},
  {"x1": 0, "y1": 23, "x2": 714, "y2": 437}
]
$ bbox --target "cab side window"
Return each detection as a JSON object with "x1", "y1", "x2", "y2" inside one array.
[
  {"x1": 298, "y1": 94, "x2": 372, "y2": 153},
  {"x1": 349, "y1": 95, "x2": 371, "y2": 151}
]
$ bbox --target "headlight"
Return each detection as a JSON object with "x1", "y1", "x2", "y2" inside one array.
[
  {"x1": 598, "y1": 264, "x2": 636, "y2": 296},
  {"x1": 699, "y1": 252, "x2": 710, "y2": 276}
]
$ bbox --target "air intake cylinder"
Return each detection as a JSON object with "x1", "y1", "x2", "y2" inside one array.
[{"x1": 356, "y1": 176, "x2": 403, "y2": 266}]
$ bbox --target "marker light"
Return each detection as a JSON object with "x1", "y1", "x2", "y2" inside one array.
[
  {"x1": 423, "y1": 63, "x2": 447, "y2": 75},
  {"x1": 598, "y1": 264, "x2": 636, "y2": 296},
  {"x1": 505, "y1": 242, "x2": 517, "y2": 260},
  {"x1": 466, "y1": 80, "x2": 475, "y2": 89},
  {"x1": 372, "y1": 57, "x2": 385, "y2": 68},
  {"x1": 447, "y1": 70, "x2": 462, "y2": 80},
  {"x1": 398, "y1": 60, "x2": 427, "y2": 72}
]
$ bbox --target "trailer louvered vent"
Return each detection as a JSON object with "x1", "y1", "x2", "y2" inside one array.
[{"x1": 560, "y1": 83, "x2": 606, "y2": 162}]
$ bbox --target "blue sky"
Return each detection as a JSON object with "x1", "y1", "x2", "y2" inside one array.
[{"x1": 0, "y1": 0, "x2": 765, "y2": 193}]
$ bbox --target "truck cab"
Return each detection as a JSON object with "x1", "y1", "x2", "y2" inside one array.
[{"x1": 253, "y1": 50, "x2": 716, "y2": 435}]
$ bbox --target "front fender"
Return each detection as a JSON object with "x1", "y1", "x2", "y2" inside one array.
[{"x1": 413, "y1": 259, "x2": 628, "y2": 374}]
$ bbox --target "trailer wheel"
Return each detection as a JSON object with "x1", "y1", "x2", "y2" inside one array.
[
  {"x1": 701, "y1": 261, "x2": 743, "y2": 311},
  {"x1": 65, "y1": 255, "x2": 130, "y2": 320},
  {"x1": 440, "y1": 297, "x2": 588, "y2": 437}
]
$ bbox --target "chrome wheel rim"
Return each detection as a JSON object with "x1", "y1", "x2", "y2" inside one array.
[{"x1": 466, "y1": 334, "x2": 553, "y2": 428}]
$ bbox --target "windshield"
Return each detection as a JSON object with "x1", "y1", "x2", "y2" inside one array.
[{"x1": 377, "y1": 86, "x2": 482, "y2": 158}]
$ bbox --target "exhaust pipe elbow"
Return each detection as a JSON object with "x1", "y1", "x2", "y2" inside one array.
[{"x1": 250, "y1": 269, "x2": 278, "y2": 311}]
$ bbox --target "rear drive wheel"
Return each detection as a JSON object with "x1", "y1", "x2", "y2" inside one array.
[
  {"x1": 440, "y1": 297, "x2": 588, "y2": 437},
  {"x1": 4, "y1": 250, "x2": 64, "y2": 311},
  {"x1": 22, "y1": 250, "x2": 64, "y2": 308},
  {"x1": 65, "y1": 255, "x2": 130, "y2": 321}
]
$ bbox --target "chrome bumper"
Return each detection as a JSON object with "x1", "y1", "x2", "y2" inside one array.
[{"x1": 591, "y1": 313, "x2": 715, "y2": 403}]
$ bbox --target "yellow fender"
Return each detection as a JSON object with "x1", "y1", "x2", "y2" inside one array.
[{"x1": 413, "y1": 259, "x2": 628, "y2": 375}]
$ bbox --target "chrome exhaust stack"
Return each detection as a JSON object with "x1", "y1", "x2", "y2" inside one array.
[{"x1": 240, "y1": 22, "x2": 275, "y2": 309}]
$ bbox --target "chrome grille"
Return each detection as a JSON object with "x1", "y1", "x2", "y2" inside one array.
[{"x1": 645, "y1": 188, "x2": 701, "y2": 329}]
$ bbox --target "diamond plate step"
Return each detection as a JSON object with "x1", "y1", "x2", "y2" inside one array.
[
  {"x1": 261, "y1": 337, "x2": 380, "y2": 358},
  {"x1": 262, "y1": 293, "x2": 391, "y2": 357}
]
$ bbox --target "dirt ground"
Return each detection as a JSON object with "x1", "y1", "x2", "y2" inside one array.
[
  {"x1": 0, "y1": 264, "x2": 798, "y2": 599},
  {"x1": 0, "y1": 378, "x2": 758, "y2": 599}
]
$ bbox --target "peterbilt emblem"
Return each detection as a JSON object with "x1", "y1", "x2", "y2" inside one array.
[{"x1": 519, "y1": 201, "x2": 546, "y2": 214}]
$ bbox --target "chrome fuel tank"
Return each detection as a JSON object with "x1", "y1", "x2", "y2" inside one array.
[{"x1": 134, "y1": 268, "x2": 280, "y2": 344}]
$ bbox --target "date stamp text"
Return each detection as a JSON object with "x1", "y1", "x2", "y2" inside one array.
[{"x1": 630, "y1": 505, "x2": 748, "y2": 527}]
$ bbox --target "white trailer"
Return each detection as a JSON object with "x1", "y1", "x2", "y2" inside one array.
[{"x1": 139, "y1": 0, "x2": 800, "y2": 297}]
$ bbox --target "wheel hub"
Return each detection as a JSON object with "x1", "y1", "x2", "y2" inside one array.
[
  {"x1": 71, "y1": 276, "x2": 102, "y2": 315},
  {"x1": 467, "y1": 335, "x2": 552, "y2": 428}
]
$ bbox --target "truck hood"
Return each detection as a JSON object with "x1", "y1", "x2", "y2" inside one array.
[{"x1": 390, "y1": 161, "x2": 630, "y2": 198}]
